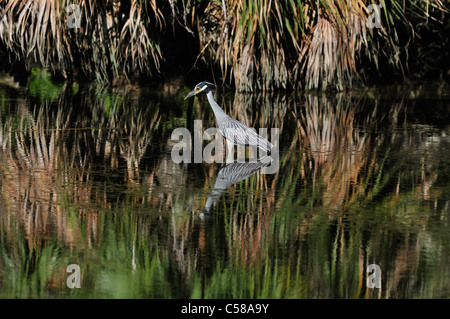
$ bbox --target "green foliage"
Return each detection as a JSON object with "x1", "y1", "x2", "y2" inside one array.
[{"x1": 28, "y1": 68, "x2": 65, "y2": 101}]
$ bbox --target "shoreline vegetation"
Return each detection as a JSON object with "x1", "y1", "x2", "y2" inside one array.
[{"x1": 0, "y1": 0, "x2": 448, "y2": 91}]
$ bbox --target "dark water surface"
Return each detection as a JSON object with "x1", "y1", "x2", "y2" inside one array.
[{"x1": 0, "y1": 77, "x2": 449, "y2": 298}]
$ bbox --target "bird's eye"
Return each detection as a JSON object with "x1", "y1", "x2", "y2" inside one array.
[{"x1": 195, "y1": 87, "x2": 200, "y2": 91}]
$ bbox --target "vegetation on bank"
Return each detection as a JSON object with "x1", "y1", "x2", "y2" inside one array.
[{"x1": 0, "y1": 0, "x2": 448, "y2": 91}]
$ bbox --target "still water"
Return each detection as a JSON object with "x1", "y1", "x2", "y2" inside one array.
[{"x1": 0, "y1": 75, "x2": 449, "y2": 298}]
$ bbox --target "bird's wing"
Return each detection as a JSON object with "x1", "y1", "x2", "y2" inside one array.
[
  {"x1": 220, "y1": 117, "x2": 273, "y2": 151},
  {"x1": 214, "y1": 160, "x2": 271, "y2": 188}
]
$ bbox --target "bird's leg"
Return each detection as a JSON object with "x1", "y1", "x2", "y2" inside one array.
[
  {"x1": 249, "y1": 144, "x2": 258, "y2": 163},
  {"x1": 225, "y1": 140, "x2": 235, "y2": 164},
  {"x1": 237, "y1": 143, "x2": 246, "y2": 163}
]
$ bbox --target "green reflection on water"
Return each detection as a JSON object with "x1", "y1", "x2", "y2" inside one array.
[{"x1": 0, "y1": 81, "x2": 449, "y2": 298}]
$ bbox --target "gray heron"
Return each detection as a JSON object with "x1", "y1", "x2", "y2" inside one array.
[{"x1": 185, "y1": 82, "x2": 273, "y2": 152}]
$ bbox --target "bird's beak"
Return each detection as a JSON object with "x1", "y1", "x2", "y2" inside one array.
[{"x1": 184, "y1": 89, "x2": 197, "y2": 100}]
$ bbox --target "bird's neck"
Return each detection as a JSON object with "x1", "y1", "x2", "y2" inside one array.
[{"x1": 206, "y1": 91, "x2": 227, "y2": 118}]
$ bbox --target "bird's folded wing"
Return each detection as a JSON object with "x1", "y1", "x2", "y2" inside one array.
[{"x1": 220, "y1": 118, "x2": 272, "y2": 150}]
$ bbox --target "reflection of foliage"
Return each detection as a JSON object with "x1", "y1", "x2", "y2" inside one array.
[{"x1": 0, "y1": 83, "x2": 449, "y2": 298}]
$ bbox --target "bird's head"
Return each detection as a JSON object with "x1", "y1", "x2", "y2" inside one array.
[{"x1": 184, "y1": 82, "x2": 216, "y2": 100}]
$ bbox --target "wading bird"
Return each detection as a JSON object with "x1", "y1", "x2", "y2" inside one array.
[{"x1": 185, "y1": 82, "x2": 273, "y2": 152}]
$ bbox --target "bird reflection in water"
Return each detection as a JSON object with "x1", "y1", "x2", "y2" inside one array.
[{"x1": 203, "y1": 155, "x2": 272, "y2": 213}]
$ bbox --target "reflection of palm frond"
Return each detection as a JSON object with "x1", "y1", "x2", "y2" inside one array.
[
  {"x1": 1, "y1": 85, "x2": 447, "y2": 298},
  {"x1": 0, "y1": 85, "x2": 163, "y2": 247},
  {"x1": 293, "y1": 93, "x2": 374, "y2": 207}
]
